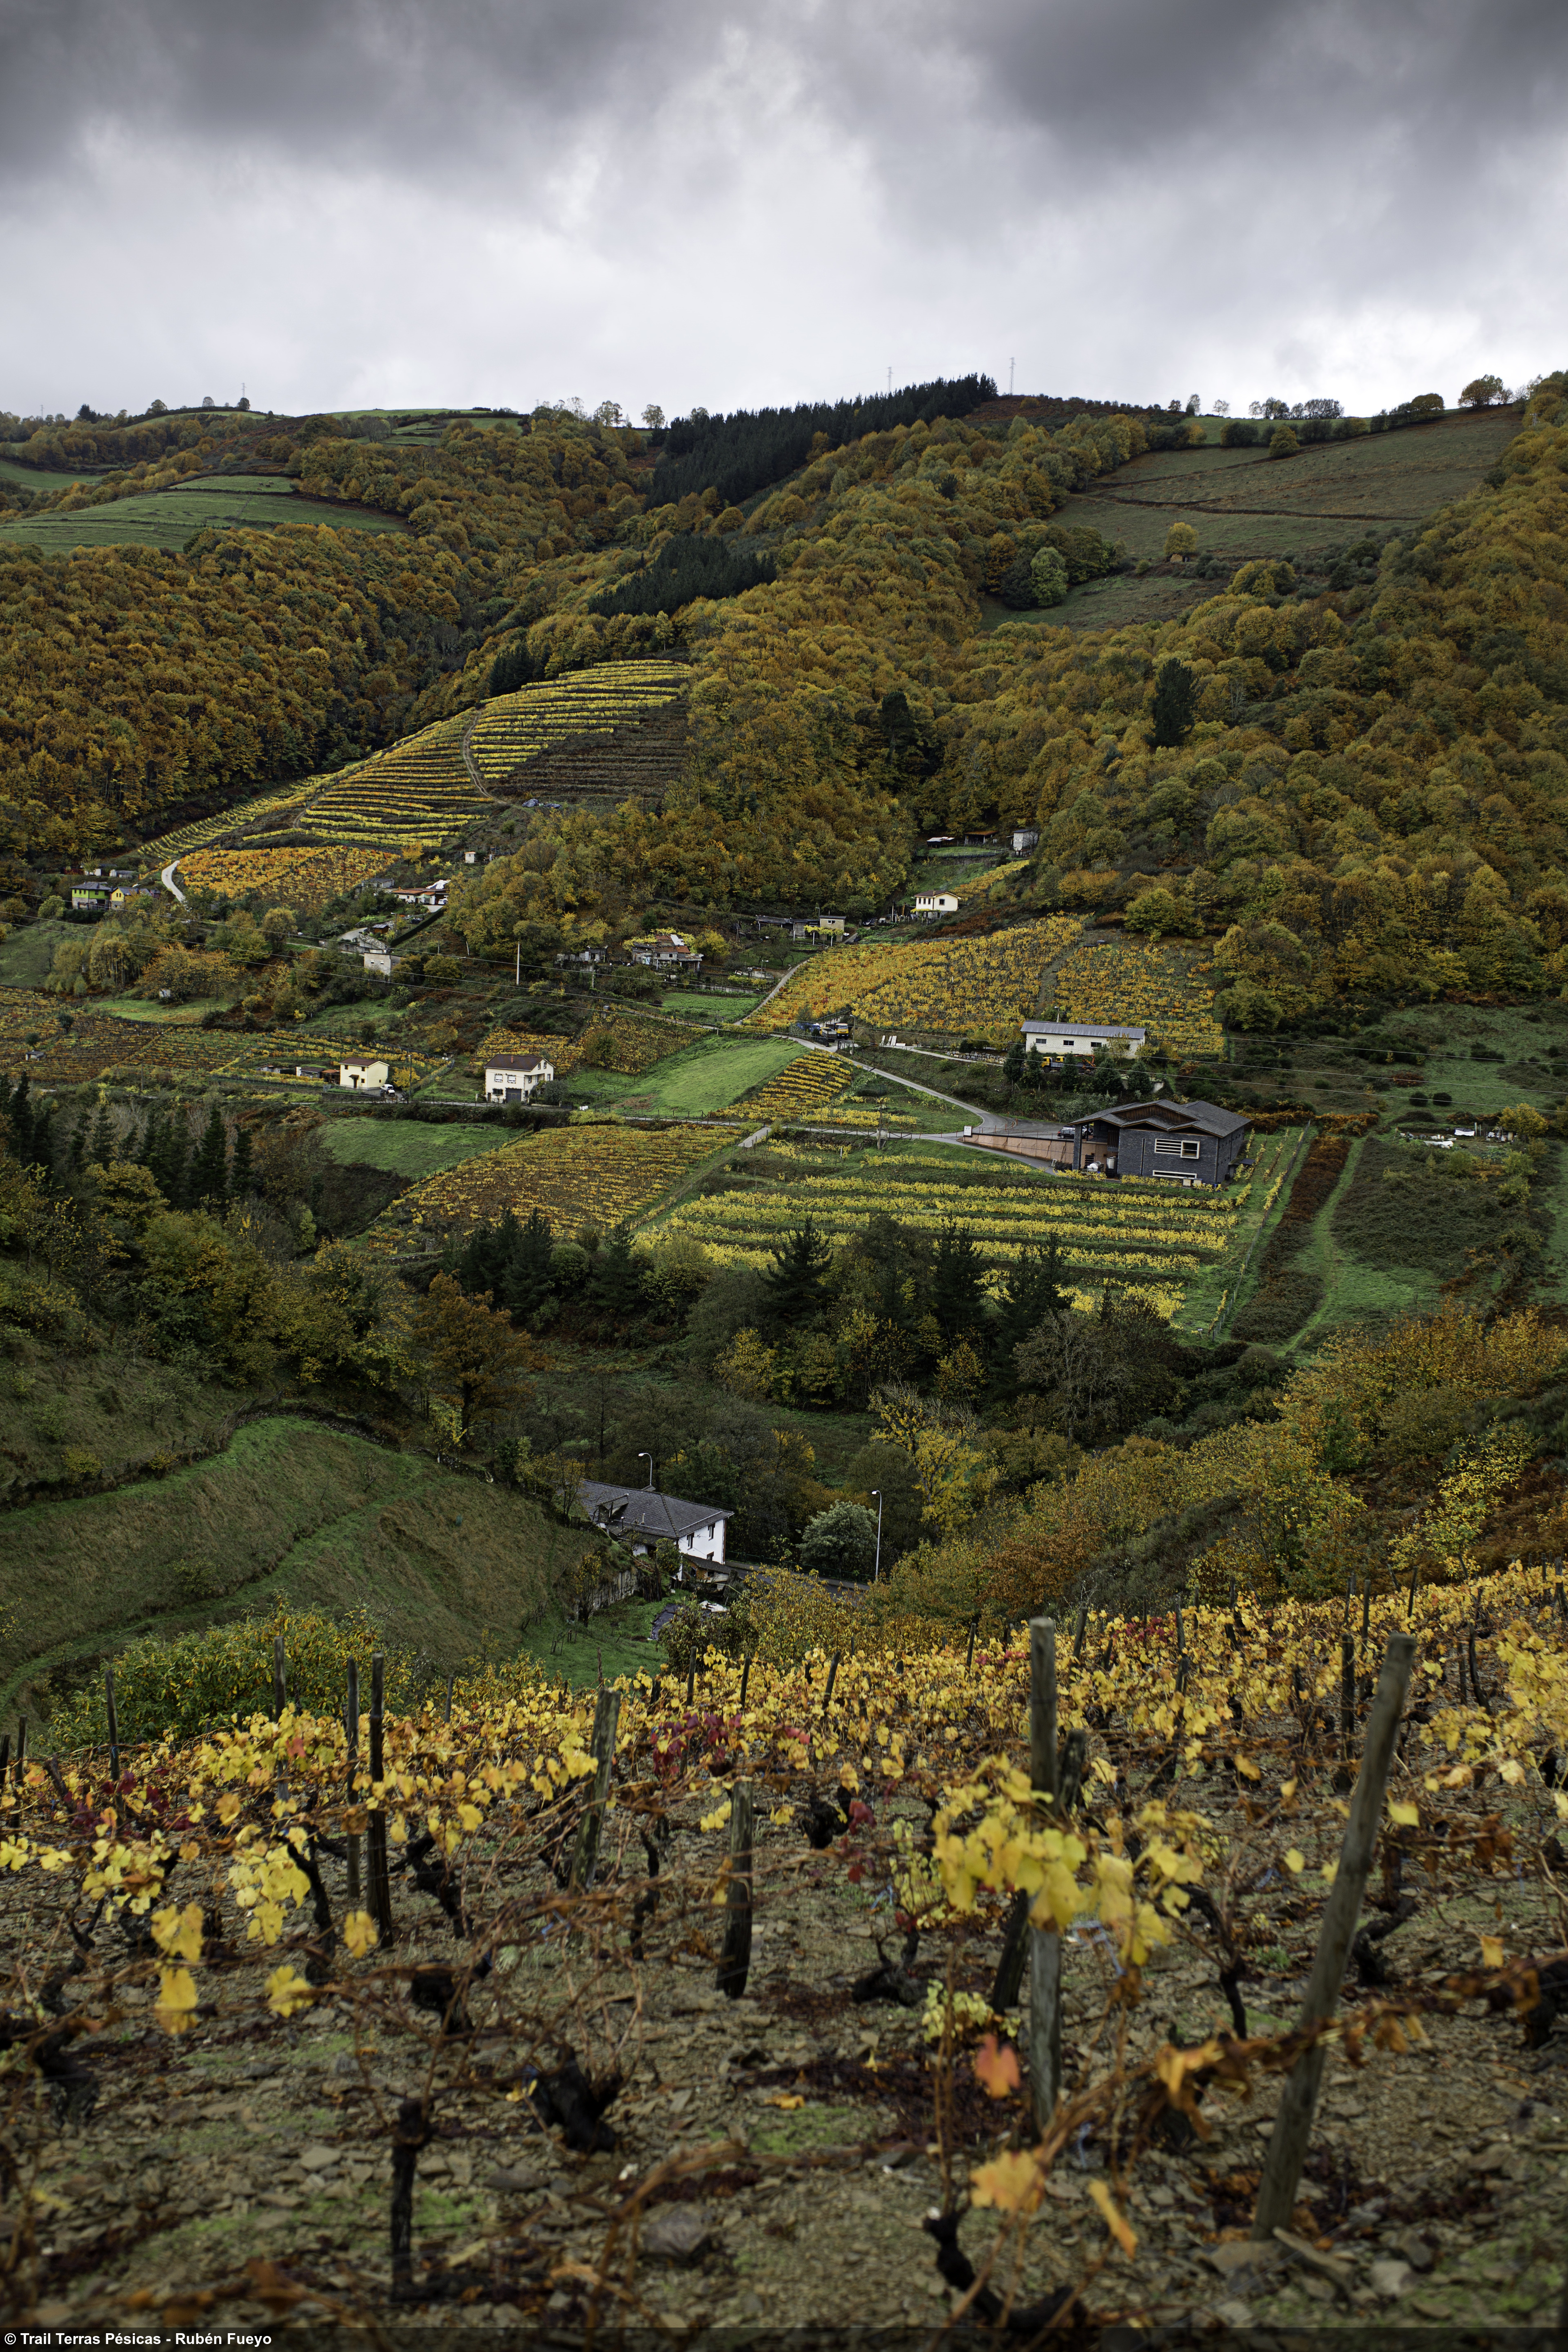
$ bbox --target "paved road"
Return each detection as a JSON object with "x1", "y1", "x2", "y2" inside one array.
[{"x1": 160, "y1": 859, "x2": 186, "y2": 906}]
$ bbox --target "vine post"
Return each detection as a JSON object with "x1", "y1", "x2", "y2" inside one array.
[
  {"x1": 716, "y1": 1778, "x2": 754, "y2": 1998},
  {"x1": 104, "y1": 1668, "x2": 119, "y2": 1792},
  {"x1": 1251, "y1": 1630, "x2": 1416, "y2": 2239},
  {"x1": 345, "y1": 1657, "x2": 361, "y2": 1905},
  {"x1": 570, "y1": 1687, "x2": 622, "y2": 1894},
  {"x1": 367, "y1": 1651, "x2": 394, "y2": 1946},
  {"x1": 1027, "y1": 1615, "x2": 1061, "y2": 2126}
]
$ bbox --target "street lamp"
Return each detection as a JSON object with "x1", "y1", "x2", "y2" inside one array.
[
  {"x1": 637, "y1": 1451, "x2": 654, "y2": 1491},
  {"x1": 871, "y1": 1490, "x2": 883, "y2": 1584}
]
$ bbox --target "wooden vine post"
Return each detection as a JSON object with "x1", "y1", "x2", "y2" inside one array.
[
  {"x1": 104, "y1": 1668, "x2": 120, "y2": 1793},
  {"x1": 1251, "y1": 1631, "x2": 1416, "y2": 2240},
  {"x1": 1027, "y1": 1615, "x2": 1061, "y2": 2126},
  {"x1": 345, "y1": 1658, "x2": 361, "y2": 1905},
  {"x1": 366, "y1": 1652, "x2": 395, "y2": 1947},
  {"x1": 716, "y1": 1778, "x2": 754, "y2": 1998},
  {"x1": 272, "y1": 1634, "x2": 287, "y2": 1721},
  {"x1": 570, "y1": 1688, "x2": 622, "y2": 1894}
]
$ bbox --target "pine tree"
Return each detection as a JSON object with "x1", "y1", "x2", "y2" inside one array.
[
  {"x1": 88, "y1": 1101, "x2": 114, "y2": 1165},
  {"x1": 589, "y1": 1224, "x2": 645, "y2": 1318},
  {"x1": 1151, "y1": 658, "x2": 1198, "y2": 748},
  {"x1": 7, "y1": 1075, "x2": 32, "y2": 1161},
  {"x1": 190, "y1": 1106, "x2": 229, "y2": 1208},
  {"x1": 501, "y1": 1207, "x2": 554, "y2": 1322},
  {"x1": 69, "y1": 1116, "x2": 87, "y2": 1172},
  {"x1": 993, "y1": 1237, "x2": 1071, "y2": 1378},
  {"x1": 230, "y1": 1123, "x2": 255, "y2": 1200},
  {"x1": 761, "y1": 1217, "x2": 832, "y2": 1327},
  {"x1": 931, "y1": 1219, "x2": 987, "y2": 1345}
]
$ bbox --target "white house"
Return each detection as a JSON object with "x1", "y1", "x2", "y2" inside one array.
[
  {"x1": 578, "y1": 1479, "x2": 732, "y2": 1565},
  {"x1": 1021, "y1": 1020, "x2": 1146, "y2": 1060},
  {"x1": 627, "y1": 930, "x2": 703, "y2": 972},
  {"x1": 484, "y1": 1055, "x2": 554, "y2": 1102},
  {"x1": 339, "y1": 1057, "x2": 390, "y2": 1089},
  {"x1": 1011, "y1": 827, "x2": 1040, "y2": 853},
  {"x1": 913, "y1": 891, "x2": 959, "y2": 919},
  {"x1": 395, "y1": 879, "x2": 449, "y2": 910},
  {"x1": 362, "y1": 950, "x2": 405, "y2": 977}
]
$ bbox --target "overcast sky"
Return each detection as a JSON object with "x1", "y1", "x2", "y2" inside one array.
[{"x1": 2, "y1": 0, "x2": 1563, "y2": 422}]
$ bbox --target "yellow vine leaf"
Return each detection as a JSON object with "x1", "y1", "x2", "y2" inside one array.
[
  {"x1": 970, "y1": 2147, "x2": 1046, "y2": 2215},
  {"x1": 1386, "y1": 1801, "x2": 1420, "y2": 1827},
  {"x1": 154, "y1": 1966, "x2": 199, "y2": 2035},
  {"x1": 342, "y1": 1909, "x2": 379, "y2": 1958},
  {"x1": 1480, "y1": 1934, "x2": 1505, "y2": 1969},
  {"x1": 150, "y1": 1901, "x2": 203, "y2": 1962},
  {"x1": 1088, "y1": 2177, "x2": 1138, "y2": 2257},
  {"x1": 265, "y1": 1964, "x2": 314, "y2": 2019},
  {"x1": 1284, "y1": 1849, "x2": 1305, "y2": 1874}
]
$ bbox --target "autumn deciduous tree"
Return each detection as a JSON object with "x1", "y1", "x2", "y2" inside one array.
[
  {"x1": 1268, "y1": 425, "x2": 1299, "y2": 460},
  {"x1": 1163, "y1": 522, "x2": 1196, "y2": 562},
  {"x1": 1460, "y1": 374, "x2": 1507, "y2": 408},
  {"x1": 412, "y1": 1272, "x2": 543, "y2": 1442}
]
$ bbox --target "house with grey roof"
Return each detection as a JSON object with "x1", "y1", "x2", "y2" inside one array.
[
  {"x1": 1058, "y1": 1097, "x2": 1250, "y2": 1186},
  {"x1": 578, "y1": 1480, "x2": 732, "y2": 1566}
]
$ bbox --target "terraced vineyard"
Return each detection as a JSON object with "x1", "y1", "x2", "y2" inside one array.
[
  {"x1": 1050, "y1": 938, "x2": 1225, "y2": 1058},
  {"x1": 740, "y1": 1049, "x2": 858, "y2": 1120},
  {"x1": 468, "y1": 661, "x2": 687, "y2": 799},
  {"x1": 136, "y1": 780, "x2": 321, "y2": 868},
  {"x1": 179, "y1": 842, "x2": 391, "y2": 911},
  {"x1": 364, "y1": 1121, "x2": 719, "y2": 1254},
  {"x1": 646, "y1": 1137, "x2": 1273, "y2": 1315},
  {"x1": 748, "y1": 916, "x2": 1083, "y2": 1043},
  {"x1": 294, "y1": 710, "x2": 486, "y2": 850}
]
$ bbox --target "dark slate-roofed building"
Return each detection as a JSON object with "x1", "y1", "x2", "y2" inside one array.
[
  {"x1": 1059, "y1": 1098, "x2": 1250, "y2": 1186},
  {"x1": 578, "y1": 1480, "x2": 732, "y2": 1566}
]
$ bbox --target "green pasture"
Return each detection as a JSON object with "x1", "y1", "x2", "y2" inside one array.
[
  {"x1": 316, "y1": 1116, "x2": 521, "y2": 1180},
  {"x1": 0, "y1": 918, "x2": 75, "y2": 988},
  {"x1": 0, "y1": 1416, "x2": 580, "y2": 1735},
  {"x1": 568, "y1": 1033, "x2": 805, "y2": 1116},
  {"x1": 999, "y1": 405, "x2": 1525, "y2": 635},
  {"x1": 0, "y1": 476, "x2": 406, "y2": 555},
  {"x1": 661, "y1": 990, "x2": 764, "y2": 1021}
]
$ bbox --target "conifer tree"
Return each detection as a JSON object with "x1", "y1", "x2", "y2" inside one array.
[
  {"x1": 190, "y1": 1106, "x2": 229, "y2": 1208},
  {"x1": 762, "y1": 1217, "x2": 832, "y2": 1328},
  {"x1": 230, "y1": 1123, "x2": 255, "y2": 1200}
]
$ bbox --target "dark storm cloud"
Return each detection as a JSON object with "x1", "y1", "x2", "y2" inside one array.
[
  {"x1": 9, "y1": 0, "x2": 1560, "y2": 191},
  {"x1": 0, "y1": 0, "x2": 1562, "y2": 416}
]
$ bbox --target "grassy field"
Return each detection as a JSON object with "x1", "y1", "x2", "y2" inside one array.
[
  {"x1": 521, "y1": 1595, "x2": 665, "y2": 1685},
  {"x1": 1017, "y1": 405, "x2": 1524, "y2": 634},
  {"x1": 0, "y1": 476, "x2": 407, "y2": 555},
  {"x1": 0, "y1": 917, "x2": 76, "y2": 987},
  {"x1": 317, "y1": 1116, "x2": 525, "y2": 1179},
  {"x1": 566, "y1": 1033, "x2": 805, "y2": 1116},
  {"x1": 0, "y1": 1416, "x2": 581, "y2": 1734},
  {"x1": 662, "y1": 990, "x2": 765, "y2": 1021}
]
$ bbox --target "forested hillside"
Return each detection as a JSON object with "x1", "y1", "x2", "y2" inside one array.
[{"x1": 1, "y1": 374, "x2": 1565, "y2": 1019}]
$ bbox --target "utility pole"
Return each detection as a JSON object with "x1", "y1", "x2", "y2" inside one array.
[
  {"x1": 637, "y1": 1450, "x2": 654, "y2": 1492},
  {"x1": 1009, "y1": 357, "x2": 1015, "y2": 397},
  {"x1": 871, "y1": 1490, "x2": 883, "y2": 1583}
]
